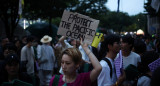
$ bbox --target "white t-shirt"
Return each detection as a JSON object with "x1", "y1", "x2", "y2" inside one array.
[
  {"x1": 121, "y1": 51, "x2": 141, "y2": 69},
  {"x1": 79, "y1": 45, "x2": 92, "y2": 62},
  {"x1": 21, "y1": 45, "x2": 35, "y2": 75},
  {"x1": 98, "y1": 57, "x2": 117, "y2": 86},
  {"x1": 137, "y1": 76, "x2": 151, "y2": 86}
]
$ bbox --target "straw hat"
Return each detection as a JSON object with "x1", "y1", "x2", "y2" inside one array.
[{"x1": 40, "y1": 35, "x2": 52, "y2": 43}]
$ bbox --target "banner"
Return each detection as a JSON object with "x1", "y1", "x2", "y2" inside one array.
[{"x1": 57, "y1": 10, "x2": 99, "y2": 44}]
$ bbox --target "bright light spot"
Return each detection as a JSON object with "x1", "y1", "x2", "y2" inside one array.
[
  {"x1": 24, "y1": 19, "x2": 26, "y2": 29},
  {"x1": 125, "y1": 32, "x2": 128, "y2": 35},
  {"x1": 137, "y1": 29, "x2": 144, "y2": 35}
]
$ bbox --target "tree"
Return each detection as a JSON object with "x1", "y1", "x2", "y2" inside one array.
[
  {"x1": 23, "y1": 0, "x2": 80, "y2": 20},
  {"x1": 0, "y1": 0, "x2": 20, "y2": 39},
  {"x1": 144, "y1": 0, "x2": 157, "y2": 17},
  {"x1": 101, "y1": 11, "x2": 132, "y2": 33},
  {"x1": 73, "y1": 0, "x2": 109, "y2": 18},
  {"x1": 23, "y1": 0, "x2": 80, "y2": 36},
  {"x1": 130, "y1": 13, "x2": 147, "y2": 31}
]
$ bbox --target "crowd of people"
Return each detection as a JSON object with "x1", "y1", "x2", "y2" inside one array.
[{"x1": 0, "y1": 33, "x2": 160, "y2": 86}]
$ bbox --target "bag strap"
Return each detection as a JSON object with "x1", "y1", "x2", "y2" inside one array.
[
  {"x1": 52, "y1": 75, "x2": 60, "y2": 86},
  {"x1": 102, "y1": 58, "x2": 112, "y2": 78}
]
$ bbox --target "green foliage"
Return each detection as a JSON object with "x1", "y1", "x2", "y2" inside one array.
[
  {"x1": 130, "y1": 13, "x2": 147, "y2": 31},
  {"x1": 73, "y1": 0, "x2": 109, "y2": 18},
  {"x1": 125, "y1": 24, "x2": 137, "y2": 32},
  {"x1": 100, "y1": 11, "x2": 132, "y2": 33},
  {"x1": 0, "y1": 0, "x2": 19, "y2": 39},
  {"x1": 23, "y1": 0, "x2": 79, "y2": 20},
  {"x1": 144, "y1": 0, "x2": 157, "y2": 17},
  {"x1": 51, "y1": 17, "x2": 61, "y2": 26}
]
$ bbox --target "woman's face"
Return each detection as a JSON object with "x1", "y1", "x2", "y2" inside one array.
[
  {"x1": 5, "y1": 63, "x2": 19, "y2": 76},
  {"x1": 61, "y1": 54, "x2": 78, "y2": 75}
]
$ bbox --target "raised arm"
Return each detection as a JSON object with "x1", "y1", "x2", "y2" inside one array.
[
  {"x1": 80, "y1": 38, "x2": 102, "y2": 82},
  {"x1": 58, "y1": 36, "x2": 66, "y2": 47}
]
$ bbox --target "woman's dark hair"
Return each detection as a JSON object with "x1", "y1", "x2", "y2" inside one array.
[
  {"x1": 98, "y1": 34, "x2": 120, "y2": 61},
  {"x1": 138, "y1": 51, "x2": 159, "y2": 74},
  {"x1": 151, "y1": 67, "x2": 160, "y2": 86},
  {"x1": 133, "y1": 38, "x2": 146, "y2": 55}
]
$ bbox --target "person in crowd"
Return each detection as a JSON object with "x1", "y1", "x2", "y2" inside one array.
[
  {"x1": 0, "y1": 37, "x2": 9, "y2": 60},
  {"x1": 0, "y1": 53, "x2": 34, "y2": 85},
  {"x1": 49, "y1": 38, "x2": 102, "y2": 86},
  {"x1": 133, "y1": 38, "x2": 146, "y2": 57},
  {"x1": 137, "y1": 51, "x2": 159, "y2": 86},
  {"x1": 119, "y1": 35, "x2": 141, "y2": 85},
  {"x1": 56, "y1": 36, "x2": 92, "y2": 74},
  {"x1": 3, "y1": 43, "x2": 17, "y2": 58},
  {"x1": 38, "y1": 35, "x2": 56, "y2": 86},
  {"x1": 21, "y1": 36, "x2": 27, "y2": 47},
  {"x1": 98, "y1": 34, "x2": 126, "y2": 86},
  {"x1": 150, "y1": 66, "x2": 160, "y2": 86},
  {"x1": 155, "y1": 38, "x2": 160, "y2": 54},
  {"x1": 13, "y1": 39, "x2": 23, "y2": 57},
  {"x1": 20, "y1": 35, "x2": 35, "y2": 75},
  {"x1": 120, "y1": 35, "x2": 141, "y2": 69},
  {"x1": 144, "y1": 35, "x2": 154, "y2": 51}
]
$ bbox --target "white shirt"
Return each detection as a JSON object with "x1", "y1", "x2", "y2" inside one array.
[
  {"x1": 98, "y1": 57, "x2": 117, "y2": 86},
  {"x1": 137, "y1": 76, "x2": 151, "y2": 86},
  {"x1": 21, "y1": 45, "x2": 35, "y2": 75},
  {"x1": 37, "y1": 44, "x2": 55, "y2": 70},
  {"x1": 122, "y1": 51, "x2": 141, "y2": 69},
  {"x1": 79, "y1": 45, "x2": 92, "y2": 62}
]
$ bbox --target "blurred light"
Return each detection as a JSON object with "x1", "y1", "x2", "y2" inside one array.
[
  {"x1": 24, "y1": 19, "x2": 26, "y2": 29},
  {"x1": 137, "y1": 29, "x2": 144, "y2": 35},
  {"x1": 125, "y1": 32, "x2": 128, "y2": 35}
]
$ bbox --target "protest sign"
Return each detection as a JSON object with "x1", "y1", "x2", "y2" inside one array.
[
  {"x1": 91, "y1": 32, "x2": 103, "y2": 48},
  {"x1": 58, "y1": 10, "x2": 99, "y2": 44}
]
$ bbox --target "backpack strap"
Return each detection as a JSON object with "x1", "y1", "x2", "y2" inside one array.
[
  {"x1": 102, "y1": 58, "x2": 112, "y2": 78},
  {"x1": 52, "y1": 75, "x2": 60, "y2": 86}
]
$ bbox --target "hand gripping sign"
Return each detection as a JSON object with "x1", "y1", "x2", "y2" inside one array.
[{"x1": 57, "y1": 10, "x2": 99, "y2": 44}]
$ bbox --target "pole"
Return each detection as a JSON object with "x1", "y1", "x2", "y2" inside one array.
[{"x1": 117, "y1": 0, "x2": 120, "y2": 12}]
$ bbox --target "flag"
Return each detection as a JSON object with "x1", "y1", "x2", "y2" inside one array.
[
  {"x1": 148, "y1": 58, "x2": 160, "y2": 72},
  {"x1": 114, "y1": 50, "x2": 123, "y2": 78},
  {"x1": 18, "y1": 0, "x2": 24, "y2": 18}
]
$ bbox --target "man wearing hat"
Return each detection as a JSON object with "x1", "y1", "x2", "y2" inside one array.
[{"x1": 38, "y1": 35, "x2": 56, "y2": 86}]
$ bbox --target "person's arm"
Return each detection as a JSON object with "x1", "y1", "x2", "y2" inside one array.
[
  {"x1": 112, "y1": 69, "x2": 126, "y2": 86},
  {"x1": 20, "y1": 47, "x2": 28, "y2": 72},
  {"x1": 58, "y1": 36, "x2": 66, "y2": 47},
  {"x1": 80, "y1": 38, "x2": 102, "y2": 82}
]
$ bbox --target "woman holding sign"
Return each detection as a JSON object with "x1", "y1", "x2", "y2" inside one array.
[{"x1": 49, "y1": 38, "x2": 102, "y2": 86}]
